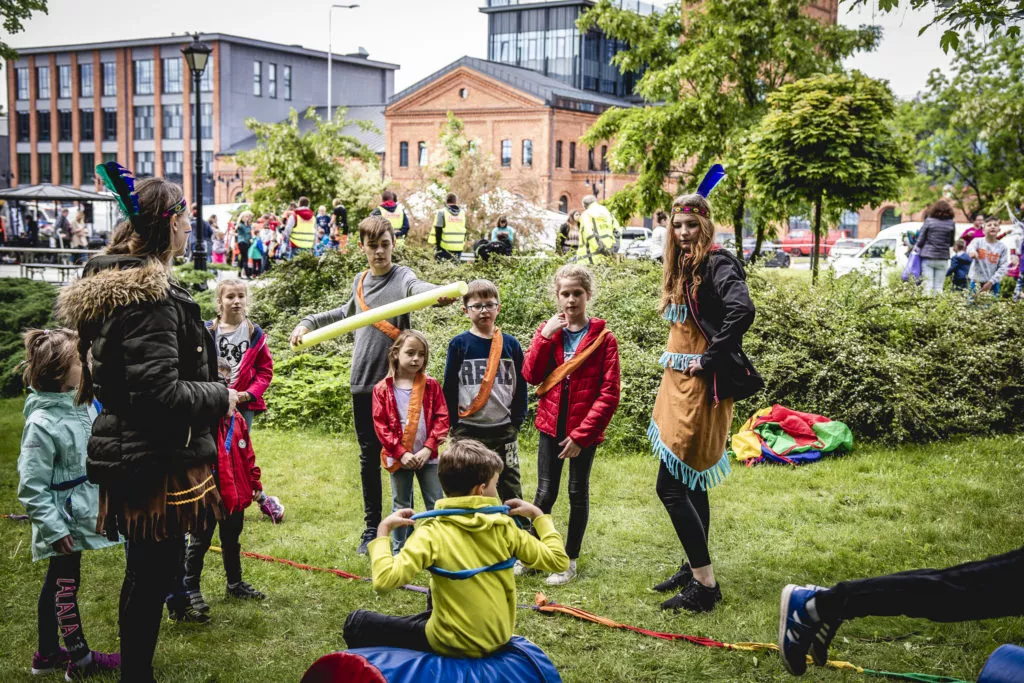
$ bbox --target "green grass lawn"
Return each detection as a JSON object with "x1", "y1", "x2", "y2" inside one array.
[{"x1": 2, "y1": 396, "x2": 1022, "y2": 682}]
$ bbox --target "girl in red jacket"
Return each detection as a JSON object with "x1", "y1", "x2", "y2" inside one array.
[
  {"x1": 521, "y1": 264, "x2": 620, "y2": 585},
  {"x1": 372, "y1": 330, "x2": 449, "y2": 553}
]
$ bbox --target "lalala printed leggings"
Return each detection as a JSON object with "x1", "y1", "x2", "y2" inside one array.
[{"x1": 37, "y1": 552, "x2": 90, "y2": 660}]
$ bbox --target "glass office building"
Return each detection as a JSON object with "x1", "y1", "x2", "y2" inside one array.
[{"x1": 482, "y1": 0, "x2": 656, "y2": 99}]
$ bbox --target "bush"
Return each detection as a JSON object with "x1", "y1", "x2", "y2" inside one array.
[
  {"x1": 249, "y1": 248, "x2": 1024, "y2": 448},
  {"x1": 0, "y1": 279, "x2": 58, "y2": 396}
]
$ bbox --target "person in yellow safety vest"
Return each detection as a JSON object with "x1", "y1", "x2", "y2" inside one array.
[
  {"x1": 369, "y1": 190, "x2": 410, "y2": 239},
  {"x1": 432, "y1": 192, "x2": 467, "y2": 262},
  {"x1": 289, "y1": 196, "x2": 318, "y2": 253},
  {"x1": 576, "y1": 194, "x2": 620, "y2": 265}
]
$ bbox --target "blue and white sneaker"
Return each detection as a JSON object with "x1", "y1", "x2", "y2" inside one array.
[{"x1": 779, "y1": 584, "x2": 827, "y2": 675}]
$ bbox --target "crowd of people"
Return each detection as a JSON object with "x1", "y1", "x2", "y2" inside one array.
[{"x1": 14, "y1": 164, "x2": 1024, "y2": 682}]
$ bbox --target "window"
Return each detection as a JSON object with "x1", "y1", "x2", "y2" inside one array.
[
  {"x1": 200, "y1": 56, "x2": 214, "y2": 92},
  {"x1": 418, "y1": 141, "x2": 428, "y2": 166},
  {"x1": 133, "y1": 59, "x2": 153, "y2": 95},
  {"x1": 37, "y1": 111, "x2": 50, "y2": 141},
  {"x1": 268, "y1": 63, "x2": 277, "y2": 98},
  {"x1": 79, "y1": 63, "x2": 94, "y2": 97},
  {"x1": 162, "y1": 105, "x2": 182, "y2": 139},
  {"x1": 80, "y1": 152, "x2": 95, "y2": 182},
  {"x1": 588, "y1": 147, "x2": 595, "y2": 171},
  {"x1": 58, "y1": 65, "x2": 72, "y2": 98},
  {"x1": 59, "y1": 153, "x2": 74, "y2": 184},
  {"x1": 134, "y1": 151, "x2": 154, "y2": 178},
  {"x1": 601, "y1": 145, "x2": 608, "y2": 170},
  {"x1": 253, "y1": 60, "x2": 262, "y2": 96},
  {"x1": 282, "y1": 65, "x2": 291, "y2": 100},
  {"x1": 399, "y1": 141, "x2": 409, "y2": 167},
  {"x1": 459, "y1": 88, "x2": 469, "y2": 99},
  {"x1": 102, "y1": 152, "x2": 116, "y2": 165},
  {"x1": 558, "y1": 195, "x2": 568, "y2": 214},
  {"x1": 133, "y1": 105, "x2": 154, "y2": 140},
  {"x1": 18, "y1": 154, "x2": 32, "y2": 184},
  {"x1": 569, "y1": 141, "x2": 576, "y2": 169},
  {"x1": 16, "y1": 112, "x2": 30, "y2": 142},
  {"x1": 38, "y1": 153, "x2": 52, "y2": 181},
  {"x1": 522, "y1": 139, "x2": 533, "y2": 167},
  {"x1": 162, "y1": 57, "x2": 182, "y2": 94},
  {"x1": 163, "y1": 151, "x2": 183, "y2": 183},
  {"x1": 102, "y1": 62, "x2": 116, "y2": 96},
  {"x1": 58, "y1": 110, "x2": 72, "y2": 141},
  {"x1": 37, "y1": 66, "x2": 50, "y2": 98},
  {"x1": 191, "y1": 102, "x2": 213, "y2": 138},
  {"x1": 80, "y1": 109, "x2": 94, "y2": 141},
  {"x1": 501, "y1": 139, "x2": 511, "y2": 167},
  {"x1": 555, "y1": 141, "x2": 563, "y2": 168},
  {"x1": 16, "y1": 67, "x2": 29, "y2": 100},
  {"x1": 102, "y1": 108, "x2": 118, "y2": 141}
]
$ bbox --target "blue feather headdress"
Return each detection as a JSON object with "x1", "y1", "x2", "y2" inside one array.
[{"x1": 696, "y1": 163, "x2": 726, "y2": 198}]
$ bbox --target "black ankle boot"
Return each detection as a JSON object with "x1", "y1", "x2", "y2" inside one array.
[{"x1": 660, "y1": 577, "x2": 722, "y2": 613}]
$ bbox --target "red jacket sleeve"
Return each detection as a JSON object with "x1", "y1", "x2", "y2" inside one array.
[
  {"x1": 372, "y1": 382, "x2": 409, "y2": 463},
  {"x1": 569, "y1": 333, "x2": 621, "y2": 448},
  {"x1": 424, "y1": 379, "x2": 449, "y2": 456},
  {"x1": 522, "y1": 324, "x2": 556, "y2": 385},
  {"x1": 245, "y1": 337, "x2": 274, "y2": 402}
]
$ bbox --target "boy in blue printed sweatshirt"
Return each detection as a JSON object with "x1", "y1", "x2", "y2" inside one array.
[{"x1": 443, "y1": 279, "x2": 527, "y2": 502}]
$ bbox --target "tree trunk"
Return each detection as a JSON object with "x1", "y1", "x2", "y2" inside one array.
[
  {"x1": 732, "y1": 180, "x2": 746, "y2": 260},
  {"x1": 812, "y1": 196, "x2": 822, "y2": 285},
  {"x1": 751, "y1": 220, "x2": 765, "y2": 264}
]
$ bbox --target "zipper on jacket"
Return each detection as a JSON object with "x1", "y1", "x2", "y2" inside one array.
[{"x1": 684, "y1": 284, "x2": 719, "y2": 405}]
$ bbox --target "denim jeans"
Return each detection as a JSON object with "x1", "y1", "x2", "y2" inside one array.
[
  {"x1": 920, "y1": 258, "x2": 948, "y2": 295},
  {"x1": 390, "y1": 464, "x2": 443, "y2": 552}
]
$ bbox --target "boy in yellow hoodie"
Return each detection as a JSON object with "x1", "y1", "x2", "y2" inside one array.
[{"x1": 344, "y1": 439, "x2": 570, "y2": 658}]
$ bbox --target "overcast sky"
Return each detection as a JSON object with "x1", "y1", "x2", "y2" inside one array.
[{"x1": 3, "y1": 0, "x2": 951, "y2": 103}]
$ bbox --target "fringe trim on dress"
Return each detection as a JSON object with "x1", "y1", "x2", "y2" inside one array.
[
  {"x1": 659, "y1": 352, "x2": 704, "y2": 371},
  {"x1": 662, "y1": 303, "x2": 688, "y2": 324},
  {"x1": 647, "y1": 419, "x2": 731, "y2": 491}
]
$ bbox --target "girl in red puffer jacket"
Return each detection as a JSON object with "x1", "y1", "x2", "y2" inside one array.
[{"x1": 521, "y1": 264, "x2": 620, "y2": 586}]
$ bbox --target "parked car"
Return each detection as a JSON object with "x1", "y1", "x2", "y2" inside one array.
[
  {"x1": 831, "y1": 225, "x2": 916, "y2": 278},
  {"x1": 828, "y1": 238, "x2": 871, "y2": 263},
  {"x1": 781, "y1": 229, "x2": 849, "y2": 256},
  {"x1": 618, "y1": 227, "x2": 652, "y2": 259},
  {"x1": 744, "y1": 240, "x2": 790, "y2": 268}
]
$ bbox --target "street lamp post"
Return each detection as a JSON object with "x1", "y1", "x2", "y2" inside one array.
[
  {"x1": 182, "y1": 33, "x2": 212, "y2": 271},
  {"x1": 327, "y1": 4, "x2": 359, "y2": 122}
]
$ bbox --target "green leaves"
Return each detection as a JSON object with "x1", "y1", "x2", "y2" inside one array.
[
  {"x1": 849, "y1": 0, "x2": 1024, "y2": 52},
  {"x1": 0, "y1": 0, "x2": 48, "y2": 63}
]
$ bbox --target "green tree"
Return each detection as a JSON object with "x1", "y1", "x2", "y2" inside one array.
[
  {"x1": 237, "y1": 107, "x2": 378, "y2": 215},
  {"x1": 578, "y1": 0, "x2": 879, "y2": 257},
  {"x1": 848, "y1": 0, "x2": 1024, "y2": 52},
  {"x1": 744, "y1": 71, "x2": 912, "y2": 282},
  {"x1": 1, "y1": 0, "x2": 47, "y2": 64},
  {"x1": 898, "y1": 34, "x2": 1024, "y2": 218}
]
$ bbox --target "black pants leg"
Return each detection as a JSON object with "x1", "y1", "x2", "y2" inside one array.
[
  {"x1": 352, "y1": 392, "x2": 383, "y2": 532},
  {"x1": 183, "y1": 523, "x2": 216, "y2": 592},
  {"x1": 814, "y1": 546, "x2": 1024, "y2": 624},
  {"x1": 236, "y1": 242, "x2": 250, "y2": 277},
  {"x1": 120, "y1": 538, "x2": 185, "y2": 683},
  {"x1": 343, "y1": 610, "x2": 434, "y2": 653},
  {"x1": 656, "y1": 461, "x2": 712, "y2": 568},
  {"x1": 533, "y1": 432, "x2": 596, "y2": 560},
  {"x1": 37, "y1": 552, "x2": 89, "y2": 659},
  {"x1": 218, "y1": 512, "x2": 245, "y2": 585}
]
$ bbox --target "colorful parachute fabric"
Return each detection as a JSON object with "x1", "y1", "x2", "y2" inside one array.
[{"x1": 731, "y1": 404, "x2": 853, "y2": 466}]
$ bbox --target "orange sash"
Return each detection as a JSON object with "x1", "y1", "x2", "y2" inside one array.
[
  {"x1": 536, "y1": 329, "x2": 609, "y2": 397},
  {"x1": 358, "y1": 270, "x2": 401, "y2": 341},
  {"x1": 381, "y1": 372, "x2": 426, "y2": 473},
  {"x1": 459, "y1": 330, "x2": 504, "y2": 419}
]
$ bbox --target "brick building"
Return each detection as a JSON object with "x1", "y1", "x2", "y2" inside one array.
[{"x1": 6, "y1": 33, "x2": 396, "y2": 207}]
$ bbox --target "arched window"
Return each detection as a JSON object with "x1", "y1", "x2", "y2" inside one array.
[
  {"x1": 558, "y1": 195, "x2": 568, "y2": 214},
  {"x1": 880, "y1": 207, "x2": 901, "y2": 229}
]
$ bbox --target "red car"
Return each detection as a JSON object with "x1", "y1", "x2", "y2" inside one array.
[{"x1": 781, "y1": 229, "x2": 849, "y2": 256}]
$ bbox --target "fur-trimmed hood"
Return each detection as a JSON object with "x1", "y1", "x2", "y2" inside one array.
[{"x1": 56, "y1": 255, "x2": 170, "y2": 328}]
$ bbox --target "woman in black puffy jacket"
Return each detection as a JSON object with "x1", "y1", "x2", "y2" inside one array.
[{"x1": 57, "y1": 174, "x2": 236, "y2": 682}]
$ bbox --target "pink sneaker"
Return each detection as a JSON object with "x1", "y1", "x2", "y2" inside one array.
[
  {"x1": 65, "y1": 651, "x2": 120, "y2": 680},
  {"x1": 259, "y1": 495, "x2": 284, "y2": 523},
  {"x1": 30, "y1": 647, "x2": 69, "y2": 674}
]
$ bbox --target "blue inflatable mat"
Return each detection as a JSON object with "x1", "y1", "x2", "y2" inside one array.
[
  {"x1": 302, "y1": 635, "x2": 561, "y2": 683},
  {"x1": 978, "y1": 645, "x2": 1024, "y2": 683}
]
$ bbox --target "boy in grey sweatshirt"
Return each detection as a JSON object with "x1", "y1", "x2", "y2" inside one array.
[
  {"x1": 967, "y1": 217, "x2": 1009, "y2": 296},
  {"x1": 289, "y1": 216, "x2": 457, "y2": 554}
]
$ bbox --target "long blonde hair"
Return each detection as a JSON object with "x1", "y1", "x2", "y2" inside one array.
[
  {"x1": 386, "y1": 330, "x2": 430, "y2": 379},
  {"x1": 661, "y1": 193, "x2": 715, "y2": 312}
]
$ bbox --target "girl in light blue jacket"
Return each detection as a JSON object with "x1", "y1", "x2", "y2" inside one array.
[{"x1": 17, "y1": 328, "x2": 121, "y2": 678}]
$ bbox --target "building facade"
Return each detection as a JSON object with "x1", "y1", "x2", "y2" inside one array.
[
  {"x1": 7, "y1": 33, "x2": 396, "y2": 206},
  {"x1": 385, "y1": 56, "x2": 637, "y2": 221}
]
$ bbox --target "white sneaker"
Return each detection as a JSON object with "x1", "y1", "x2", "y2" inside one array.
[
  {"x1": 544, "y1": 559, "x2": 577, "y2": 586},
  {"x1": 513, "y1": 560, "x2": 529, "y2": 577}
]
